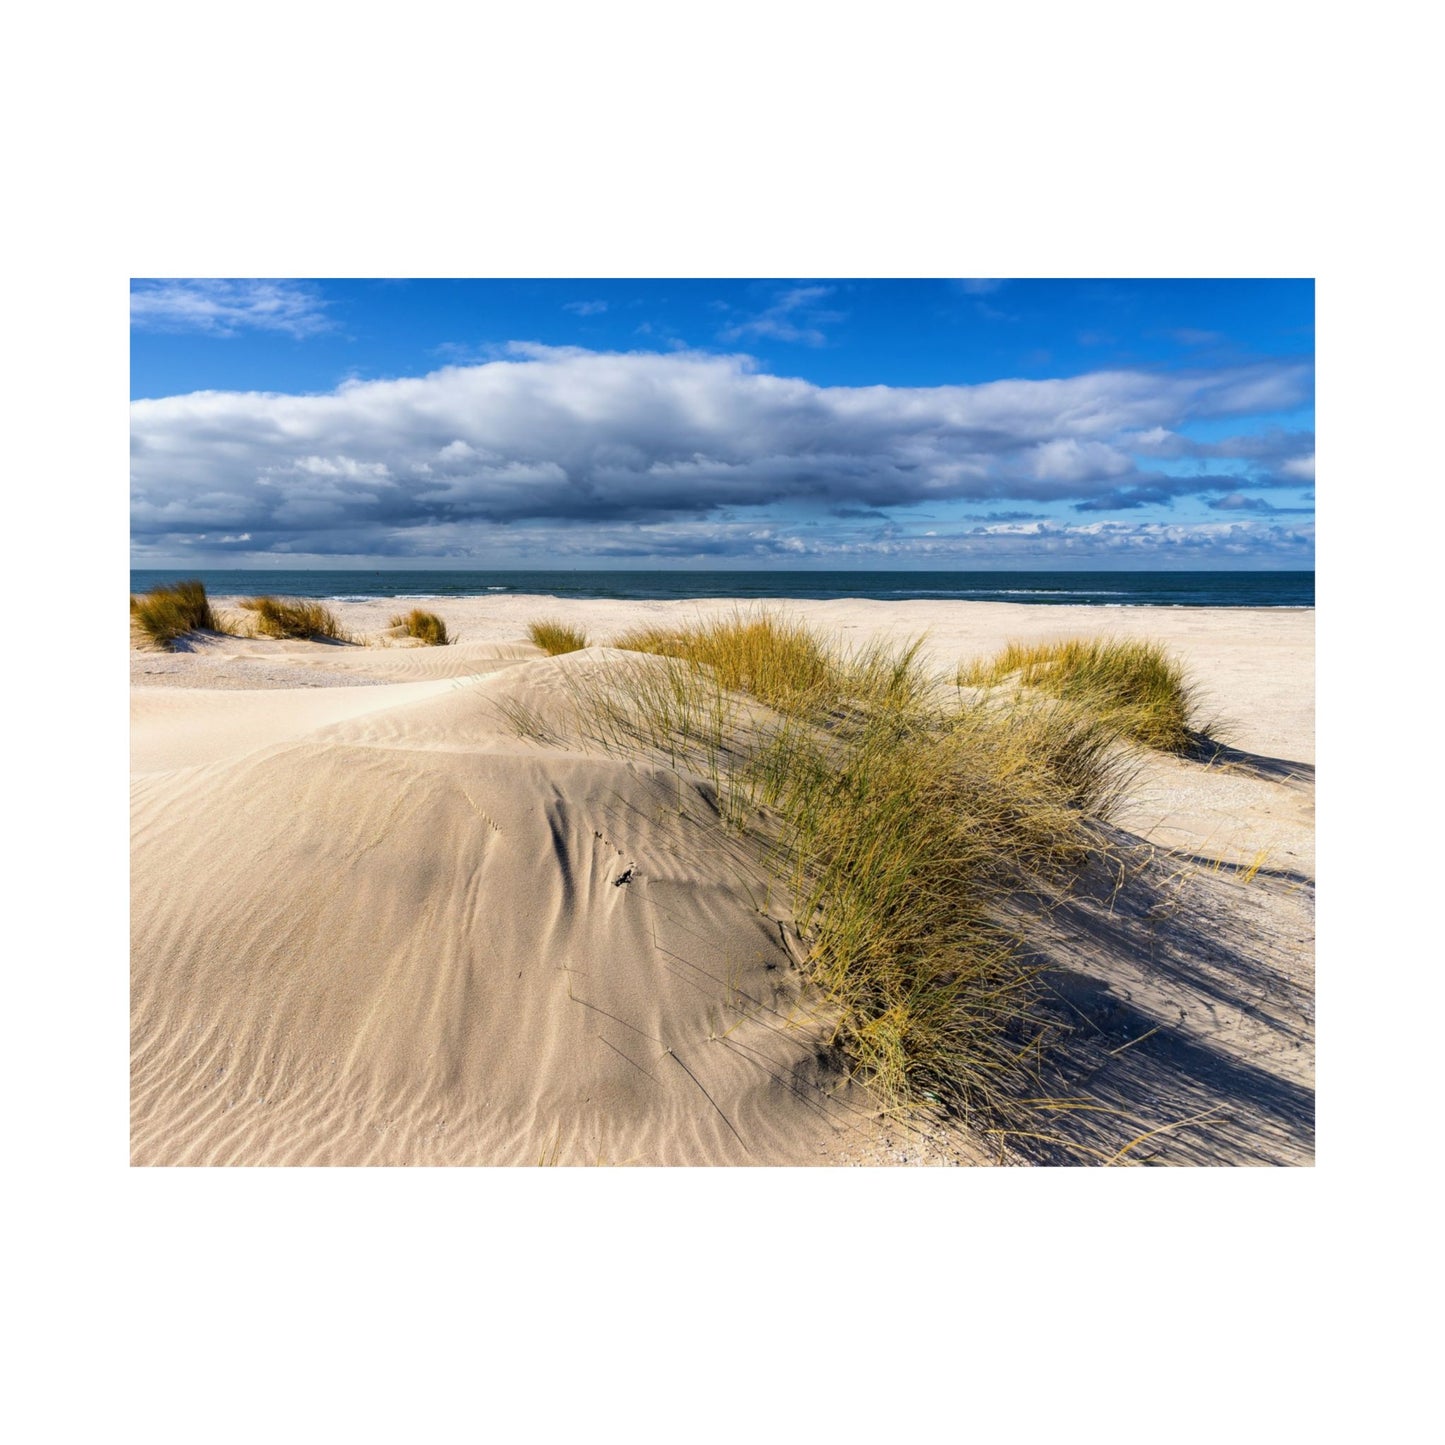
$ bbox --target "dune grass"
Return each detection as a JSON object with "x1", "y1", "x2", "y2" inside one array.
[
  {"x1": 527, "y1": 618, "x2": 589, "y2": 655},
  {"x1": 960, "y1": 637, "x2": 1209, "y2": 754},
  {"x1": 130, "y1": 578, "x2": 219, "y2": 649},
  {"x1": 613, "y1": 612, "x2": 839, "y2": 714},
  {"x1": 750, "y1": 694, "x2": 1124, "y2": 1108},
  {"x1": 239, "y1": 596, "x2": 350, "y2": 642},
  {"x1": 513, "y1": 610, "x2": 1132, "y2": 1117},
  {"x1": 390, "y1": 608, "x2": 450, "y2": 645}
]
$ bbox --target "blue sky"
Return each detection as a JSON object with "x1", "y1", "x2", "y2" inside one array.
[{"x1": 130, "y1": 278, "x2": 1314, "y2": 569}]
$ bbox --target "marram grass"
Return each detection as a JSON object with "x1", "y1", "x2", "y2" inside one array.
[
  {"x1": 239, "y1": 596, "x2": 350, "y2": 642},
  {"x1": 390, "y1": 608, "x2": 449, "y2": 645},
  {"x1": 527, "y1": 618, "x2": 589, "y2": 655},
  {"x1": 504, "y1": 610, "x2": 1135, "y2": 1119},
  {"x1": 130, "y1": 578, "x2": 219, "y2": 649},
  {"x1": 960, "y1": 636, "x2": 1211, "y2": 754},
  {"x1": 612, "y1": 611, "x2": 838, "y2": 714}
]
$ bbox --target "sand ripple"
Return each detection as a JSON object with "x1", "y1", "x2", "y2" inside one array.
[{"x1": 132, "y1": 673, "x2": 877, "y2": 1165}]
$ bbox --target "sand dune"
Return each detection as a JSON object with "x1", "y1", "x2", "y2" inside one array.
[
  {"x1": 132, "y1": 655, "x2": 880, "y2": 1165},
  {"x1": 131, "y1": 597, "x2": 1314, "y2": 1165}
]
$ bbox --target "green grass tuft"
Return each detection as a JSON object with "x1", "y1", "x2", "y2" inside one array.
[
  {"x1": 390, "y1": 608, "x2": 449, "y2": 645},
  {"x1": 239, "y1": 596, "x2": 350, "y2": 642},
  {"x1": 527, "y1": 618, "x2": 589, "y2": 655},
  {"x1": 960, "y1": 637, "x2": 1210, "y2": 754},
  {"x1": 130, "y1": 578, "x2": 218, "y2": 649}
]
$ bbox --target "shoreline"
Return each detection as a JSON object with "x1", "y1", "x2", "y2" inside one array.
[{"x1": 130, "y1": 568, "x2": 1316, "y2": 610}]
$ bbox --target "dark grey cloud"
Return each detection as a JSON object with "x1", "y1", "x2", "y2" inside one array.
[
  {"x1": 131, "y1": 344, "x2": 1313, "y2": 561},
  {"x1": 1206, "y1": 492, "x2": 1315, "y2": 514},
  {"x1": 1072, "y1": 473, "x2": 1269, "y2": 512}
]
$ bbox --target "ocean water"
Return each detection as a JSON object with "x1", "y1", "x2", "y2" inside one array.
[{"x1": 129, "y1": 568, "x2": 1315, "y2": 608}]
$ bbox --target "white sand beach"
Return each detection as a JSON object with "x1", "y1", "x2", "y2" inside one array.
[{"x1": 131, "y1": 595, "x2": 1314, "y2": 1165}]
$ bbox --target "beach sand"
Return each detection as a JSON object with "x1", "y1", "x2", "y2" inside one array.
[{"x1": 131, "y1": 595, "x2": 1314, "y2": 1165}]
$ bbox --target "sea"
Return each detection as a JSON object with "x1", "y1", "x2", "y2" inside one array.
[{"x1": 129, "y1": 569, "x2": 1314, "y2": 608}]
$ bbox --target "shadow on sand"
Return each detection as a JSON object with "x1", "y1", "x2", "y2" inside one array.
[
  {"x1": 986, "y1": 827, "x2": 1315, "y2": 1165},
  {"x1": 1187, "y1": 738, "x2": 1315, "y2": 788}
]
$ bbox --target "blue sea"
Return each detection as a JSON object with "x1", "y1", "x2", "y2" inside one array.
[{"x1": 129, "y1": 569, "x2": 1314, "y2": 608}]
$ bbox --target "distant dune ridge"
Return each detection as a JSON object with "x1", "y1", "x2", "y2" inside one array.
[{"x1": 131, "y1": 593, "x2": 1314, "y2": 1165}]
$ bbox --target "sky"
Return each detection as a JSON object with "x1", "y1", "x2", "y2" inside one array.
[{"x1": 130, "y1": 278, "x2": 1314, "y2": 570}]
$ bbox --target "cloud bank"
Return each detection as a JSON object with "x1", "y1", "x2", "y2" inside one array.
[{"x1": 131, "y1": 344, "x2": 1313, "y2": 563}]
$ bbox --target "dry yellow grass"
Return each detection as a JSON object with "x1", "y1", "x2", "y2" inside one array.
[
  {"x1": 390, "y1": 608, "x2": 449, "y2": 645},
  {"x1": 961, "y1": 636, "x2": 1210, "y2": 753},
  {"x1": 510, "y1": 611, "x2": 1132, "y2": 1117},
  {"x1": 130, "y1": 578, "x2": 219, "y2": 649},
  {"x1": 613, "y1": 611, "x2": 837, "y2": 713},
  {"x1": 239, "y1": 596, "x2": 350, "y2": 642},
  {"x1": 527, "y1": 618, "x2": 589, "y2": 655}
]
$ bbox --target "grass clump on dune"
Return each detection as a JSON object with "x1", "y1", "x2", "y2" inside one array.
[
  {"x1": 751, "y1": 695, "x2": 1125, "y2": 1108},
  {"x1": 516, "y1": 610, "x2": 1131, "y2": 1117},
  {"x1": 239, "y1": 596, "x2": 350, "y2": 642},
  {"x1": 390, "y1": 608, "x2": 449, "y2": 645},
  {"x1": 130, "y1": 578, "x2": 218, "y2": 649},
  {"x1": 614, "y1": 611, "x2": 838, "y2": 714},
  {"x1": 527, "y1": 618, "x2": 589, "y2": 655},
  {"x1": 961, "y1": 637, "x2": 1208, "y2": 754}
]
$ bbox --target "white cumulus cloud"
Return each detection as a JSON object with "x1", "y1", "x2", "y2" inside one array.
[{"x1": 130, "y1": 344, "x2": 1313, "y2": 561}]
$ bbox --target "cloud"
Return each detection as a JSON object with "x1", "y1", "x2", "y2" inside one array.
[
  {"x1": 131, "y1": 344, "x2": 1313, "y2": 560},
  {"x1": 1025, "y1": 439, "x2": 1136, "y2": 484},
  {"x1": 1206, "y1": 493, "x2": 1314, "y2": 515},
  {"x1": 952, "y1": 280, "x2": 1017, "y2": 320},
  {"x1": 130, "y1": 279, "x2": 330, "y2": 338},
  {"x1": 1125, "y1": 427, "x2": 1315, "y2": 487},
  {"x1": 1126, "y1": 425, "x2": 1314, "y2": 463},
  {"x1": 1169, "y1": 328, "x2": 1225, "y2": 346},
  {"x1": 718, "y1": 286, "x2": 843, "y2": 346},
  {"x1": 250, "y1": 515, "x2": 1305, "y2": 567},
  {"x1": 564, "y1": 300, "x2": 608, "y2": 316},
  {"x1": 829, "y1": 506, "x2": 892, "y2": 521},
  {"x1": 1073, "y1": 478, "x2": 1235, "y2": 512}
]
